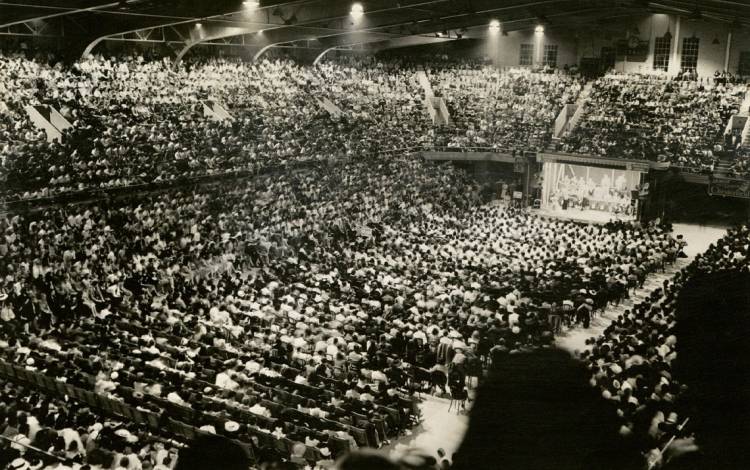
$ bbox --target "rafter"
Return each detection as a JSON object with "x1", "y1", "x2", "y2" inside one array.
[
  {"x1": 3, "y1": 0, "x2": 748, "y2": 60},
  {"x1": 0, "y1": 1, "x2": 125, "y2": 29}
]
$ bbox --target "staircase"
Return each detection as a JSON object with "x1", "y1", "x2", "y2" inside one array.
[
  {"x1": 202, "y1": 99, "x2": 234, "y2": 122},
  {"x1": 550, "y1": 82, "x2": 595, "y2": 151},
  {"x1": 435, "y1": 96, "x2": 451, "y2": 125},
  {"x1": 741, "y1": 115, "x2": 750, "y2": 149},
  {"x1": 416, "y1": 70, "x2": 434, "y2": 98},
  {"x1": 416, "y1": 69, "x2": 451, "y2": 125},
  {"x1": 565, "y1": 82, "x2": 594, "y2": 134},
  {"x1": 317, "y1": 97, "x2": 343, "y2": 118},
  {"x1": 739, "y1": 85, "x2": 750, "y2": 115},
  {"x1": 24, "y1": 105, "x2": 72, "y2": 142}
]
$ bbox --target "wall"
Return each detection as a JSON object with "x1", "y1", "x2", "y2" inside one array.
[
  {"x1": 484, "y1": 29, "x2": 578, "y2": 69},
  {"x1": 383, "y1": 31, "x2": 578, "y2": 69},
  {"x1": 673, "y1": 18, "x2": 733, "y2": 77},
  {"x1": 576, "y1": 13, "x2": 746, "y2": 77}
]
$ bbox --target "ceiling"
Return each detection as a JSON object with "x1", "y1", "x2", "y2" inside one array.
[{"x1": 1, "y1": 0, "x2": 749, "y2": 58}]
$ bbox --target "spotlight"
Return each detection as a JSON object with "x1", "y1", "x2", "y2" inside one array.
[
  {"x1": 350, "y1": 2, "x2": 364, "y2": 19},
  {"x1": 242, "y1": 0, "x2": 259, "y2": 7},
  {"x1": 535, "y1": 24, "x2": 545, "y2": 34},
  {"x1": 489, "y1": 19, "x2": 500, "y2": 33},
  {"x1": 195, "y1": 22, "x2": 202, "y2": 27}
]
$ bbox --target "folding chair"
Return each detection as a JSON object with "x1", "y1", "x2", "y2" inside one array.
[
  {"x1": 382, "y1": 406, "x2": 401, "y2": 430},
  {"x1": 237, "y1": 440, "x2": 256, "y2": 462},
  {"x1": 55, "y1": 380, "x2": 69, "y2": 397},
  {"x1": 14, "y1": 367, "x2": 30, "y2": 384},
  {"x1": 64, "y1": 383, "x2": 79, "y2": 401},
  {"x1": 448, "y1": 386, "x2": 467, "y2": 415},
  {"x1": 372, "y1": 418, "x2": 388, "y2": 444},
  {"x1": 349, "y1": 427, "x2": 368, "y2": 447},
  {"x1": 32, "y1": 371, "x2": 47, "y2": 389},
  {"x1": 327, "y1": 435, "x2": 350, "y2": 458},
  {"x1": 119, "y1": 403, "x2": 136, "y2": 421},
  {"x1": 83, "y1": 390, "x2": 103, "y2": 409},
  {"x1": 131, "y1": 408, "x2": 147, "y2": 426},
  {"x1": 147, "y1": 413, "x2": 161, "y2": 430},
  {"x1": 274, "y1": 437, "x2": 291, "y2": 456},
  {"x1": 176, "y1": 420, "x2": 197, "y2": 441}
]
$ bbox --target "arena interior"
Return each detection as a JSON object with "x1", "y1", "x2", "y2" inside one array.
[{"x1": 1, "y1": 1, "x2": 750, "y2": 469}]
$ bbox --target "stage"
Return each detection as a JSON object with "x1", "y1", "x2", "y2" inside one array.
[
  {"x1": 537, "y1": 159, "x2": 643, "y2": 225},
  {"x1": 531, "y1": 207, "x2": 636, "y2": 225}
]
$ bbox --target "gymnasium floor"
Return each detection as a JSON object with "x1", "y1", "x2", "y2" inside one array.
[{"x1": 388, "y1": 222, "x2": 728, "y2": 465}]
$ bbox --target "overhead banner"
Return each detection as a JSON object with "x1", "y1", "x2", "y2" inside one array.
[
  {"x1": 537, "y1": 152, "x2": 652, "y2": 172},
  {"x1": 708, "y1": 179, "x2": 750, "y2": 199},
  {"x1": 422, "y1": 151, "x2": 515, "y2": 163}
]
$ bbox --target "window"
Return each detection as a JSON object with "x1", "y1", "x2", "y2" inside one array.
[
  {"x1": 680, "y1": 37, "x2": 699, "y2": 71},
  {"x1": 653, "y1": 36, "x2": 671, "y2": 71},
  {"x1": 519, "y1": 44, "x2": 534, "y2": 66},
  {"x1": 739, "y1": 51, "x2": 750, "y2": 76},
  {"x1": 543, "y1": 44, "x2": 558, "y2": 67}
]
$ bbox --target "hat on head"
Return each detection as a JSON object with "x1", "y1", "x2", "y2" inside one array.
[{"x1": 9, "y1": 458, "x2": 30, "y2": 470}]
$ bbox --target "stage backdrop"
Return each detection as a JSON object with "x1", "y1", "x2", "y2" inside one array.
[{"x1": 541, "y1": 162, "x2": 642, "y2": 218}]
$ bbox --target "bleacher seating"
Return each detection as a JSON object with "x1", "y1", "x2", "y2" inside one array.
[{"x1": 559, "y1": 73, "x2": 745, "y2": 170}]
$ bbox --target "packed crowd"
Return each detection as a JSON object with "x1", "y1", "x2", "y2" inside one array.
[
  {"x1": 1, "y1": 51, "x2": 590, "y2": 204},
  {"x1": 559, "y1": 73, "x2": 745, "y2": 169},
  {"x1": 429, "y1": 64, "x2": 581, "y2": 151},
  {"x1": 314, "y1": 56, "x2": 433, "y2": 152},
  {"x1": 0, "y1": 52, "x2": 431, "y2": 203},
  {"x1": 0, "y1": 147, "x2": 683, "y2": 468},
  {"x1": 729, "y1": 147, "x2": 750, "y2": 178},
  {"x1": 5, "y1": 49, "x2": 750, "y2": 209},
  {"x1": 4, "y1": 45, "x2": 745, "y2": 468},
  {"x1": 581, "y1": 225, "x2": 750, "y2": 463},
  {"x1": 0, "y1": 379, "x2": 187, "y2": 470}
]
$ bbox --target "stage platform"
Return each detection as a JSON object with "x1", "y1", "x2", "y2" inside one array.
[{"x1": 530, "y1": 207, "x2": 635, "y2": 225}]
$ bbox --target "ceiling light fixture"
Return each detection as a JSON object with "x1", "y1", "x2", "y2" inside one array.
[{"x1": 350, "y1": 3, "x2": 364, "y2": 20}]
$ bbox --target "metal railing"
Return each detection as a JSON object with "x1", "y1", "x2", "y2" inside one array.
[{"x1": 0, "y1": 147, "x2": 425, "y2": 214}]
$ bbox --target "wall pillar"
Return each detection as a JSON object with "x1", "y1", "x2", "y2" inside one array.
[
  {"x1": 725, "y1": 31, "x2": 732, "y2": 72},
  {"x1": 671, "y1": 16, "x2": 681, "y2": 73}
]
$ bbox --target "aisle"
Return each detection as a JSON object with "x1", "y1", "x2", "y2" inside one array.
[
  {"x1": 556, "y1": 222, "x2": 727, "y2": 355},
  {"x1": 555, "y1": 260, "x2": 687, "y2": 354},
  {"x1": 392, "y1": 223, "x2": 727, "y2": 464},
  {"x1": 384, "y1": 395, "x2": 469, "y2": 463}
]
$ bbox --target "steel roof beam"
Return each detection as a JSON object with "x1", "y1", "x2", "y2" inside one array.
[{"x1": 0, "y1": 1, "x2": 126, "y2": 29}]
